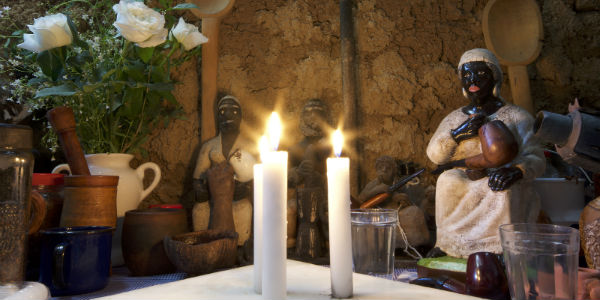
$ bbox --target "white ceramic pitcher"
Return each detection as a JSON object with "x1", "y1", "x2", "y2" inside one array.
[{"x1": 52, "y1": 153, "x2": 161, "y2": 217}]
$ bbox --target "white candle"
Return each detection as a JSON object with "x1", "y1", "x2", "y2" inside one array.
[
  {"x1": 262, "y1": 112, "x2": 288, "y2": 300},
  {"x1": 327, "y1": 129, "x2": 353, "y2": 298},
  {"x1": 253, "y1": 163, "x2": 263, "y2": 294},
  {"x1": 253, "y1": 136, "x2": 269, "y2": 294}
]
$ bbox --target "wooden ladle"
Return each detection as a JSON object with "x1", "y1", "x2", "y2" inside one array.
[
  {"x1": 483, "y1": 0, "x2": 543, "y2": 115},
  {"x1": 187, "y1": 0, "x2": 236, "y2": 143}
]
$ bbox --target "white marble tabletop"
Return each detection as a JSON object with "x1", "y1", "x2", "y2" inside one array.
[{"x1": 97, "y1": 260, "x2": 482, "y2": 300}]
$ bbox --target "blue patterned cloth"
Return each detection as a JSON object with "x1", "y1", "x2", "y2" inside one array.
[{"x1": 51, "y1": 264, "x2": 419, "y2": 299}]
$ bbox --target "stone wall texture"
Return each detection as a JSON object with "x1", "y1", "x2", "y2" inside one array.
[{"x1": 143, "y1": 0, "x2": 600, "y2": 206}]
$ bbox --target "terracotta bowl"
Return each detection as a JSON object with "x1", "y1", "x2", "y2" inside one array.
[{"x1": 163, "y1": 230, "x2": 238, "y2": 275}]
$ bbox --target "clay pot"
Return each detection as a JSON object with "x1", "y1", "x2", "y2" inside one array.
[
  {"x1": 581, "y1": 197, "x2": 600, "y2": 269},
  {"x1": 163, "y1": 230, "x2": 238, "y2": 275},
  {"x1": 122, "y1": 208, "x2": 189, "y2": 276},
  {"x1": 60, "y1": 175, "x2": 119, "y2": 228}
]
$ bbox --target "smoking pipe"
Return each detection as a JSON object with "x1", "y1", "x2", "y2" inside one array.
[
  {"x1": 47, "y1": 106, "x2": 91, "y2": 175},
  {"x1": 432, "y1": 120, "x2": 518, "y2": 175},
  {"x1": 360, "y1": 168, "x2": 425, "y2": 209},
  {"x1": 410, "y1": 275, "x2": 466, "y2": 294},
  {"x1": 411, "y1": 252, "x2": 510, "y2": 300}
]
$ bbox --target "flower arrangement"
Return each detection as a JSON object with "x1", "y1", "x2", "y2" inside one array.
[{"x1": 4, "y1": 0, "x2": 206, "y2": 155}]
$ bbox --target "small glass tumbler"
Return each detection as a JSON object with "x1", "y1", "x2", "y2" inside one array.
[
  {"x1": 351, "y1": 209, "x2": 397, "y2": 279},
  {"x1": 500, "y1": 223, "x2": 579, "y2": 300}
]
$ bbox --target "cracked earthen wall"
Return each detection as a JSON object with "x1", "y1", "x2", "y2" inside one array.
[{"x1": 142, "y1": 0, "x2": 600, "y2": 207}]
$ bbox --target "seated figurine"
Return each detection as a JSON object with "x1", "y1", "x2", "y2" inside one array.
[
  {"x1": 192, "y1": 95, "x2": 256, "y2": 246},
  {"x1": 426, "y1": 48, "x2": 545, "y2": 258},
  {"x1": 358, "y1": 156, "x2": 430, "y2": 249}
]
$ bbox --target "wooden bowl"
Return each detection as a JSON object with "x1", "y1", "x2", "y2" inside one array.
[{"x1": 163, "y1": 230, "x2": 238, "y2": 275}]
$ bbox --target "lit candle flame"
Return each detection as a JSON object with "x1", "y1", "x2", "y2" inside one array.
[
  {"x1": 267, "y1": 112, "x2": 282, "y2": 151},
  {"x1": 258, "y1": 135, "x2": 268, "y2": 162},
  {"x1": 332, "y1": 128, "x2": 344, "y2": 157}
]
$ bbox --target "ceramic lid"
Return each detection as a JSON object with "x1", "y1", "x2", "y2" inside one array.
[
  {"x1": 0, "y1": 123, "x2": 32, "y2": 149},
  {"x1": 33, "y1": 173, "x2": 65, "y2": 186}
]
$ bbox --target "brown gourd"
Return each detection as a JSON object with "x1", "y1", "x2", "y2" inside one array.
[{"x1": 465, "y1": 119, "x2": 518, "y2": 170}]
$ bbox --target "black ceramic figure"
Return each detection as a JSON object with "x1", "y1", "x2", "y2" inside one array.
[{"x1": 425, "y1": 48, "x2": 545, "y2": 258}]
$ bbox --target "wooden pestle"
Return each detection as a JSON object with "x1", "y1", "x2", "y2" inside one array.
[{"x1": 47, "y1": 106, "x2": 91, "y2": 175}]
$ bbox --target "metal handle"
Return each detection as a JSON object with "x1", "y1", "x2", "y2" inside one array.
[{"x1": 53, "y1": 242, "x2": 68, "y2": 289}]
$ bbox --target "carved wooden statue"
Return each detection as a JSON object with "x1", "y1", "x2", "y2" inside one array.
[
  {"x1": 288, "y1": 99, "x2": 331, "y2": 260},
  {"x1": 192, "y1": 95, "x2": 256, "y2": 247},
  {"x1": 426, "y1": 48, "x2": 545, "y2": 258},
  {"x1": 357, "y1": 156, "x2": 430, "y2": 249}
]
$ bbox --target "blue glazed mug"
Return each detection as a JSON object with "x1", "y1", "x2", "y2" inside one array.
[{"x1": 38, "y1": 226, "x2": 113, "y2": 296}]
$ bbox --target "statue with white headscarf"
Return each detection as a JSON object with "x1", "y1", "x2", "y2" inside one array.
[
  {"x1": 426, "y1": 48, "x2": 545, "y2": 258},
  {"x1": 192, "y1": 94, "x2": 257, "y2": 247}
]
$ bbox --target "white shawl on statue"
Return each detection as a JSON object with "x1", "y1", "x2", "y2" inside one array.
[{"x1": 426, "y1": 104, "x2": 545, "y2": 258}]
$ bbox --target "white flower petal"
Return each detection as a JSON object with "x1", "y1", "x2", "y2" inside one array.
[
  {"x1": 171, "y1": 17, "x2": 207, "y2": 51},
  {"x1": 136, "y1": 28, "x2": 167, "y2": 48},
  {"x1": 17, "y1": 34, "x2": 41, "y2": 52},
  {"x1": 113, "y1": 21, "x2": 152, "y2": 43},
  {"x1": 19, "y1": 13, "x2": 72, "y2": 52},
  {"x1": 112, "y1": 0, "x2": 166, "y2": 47},
  {"x1": 181, "y1": 31, "x2": 208, "y2": 50}
]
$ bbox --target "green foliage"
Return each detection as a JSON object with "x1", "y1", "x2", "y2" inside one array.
[{"x1": 5, "y1": 0, "x2": 201, "y2": 155}]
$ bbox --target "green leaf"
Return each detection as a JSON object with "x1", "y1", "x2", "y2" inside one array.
[
  {"x1": 136, "y1": 46, "x2": 154, "y2": 64},
  {"x1": 35, "y1": 84, "x2": 77, "y2": 98},
  {"x1": 28, "y1": 77, "x2": 47, "y2": 85},
  {"x1": 66, "y1": 51, "x2": 92, "y2": 73},
  {"x1": 65, "y1": 15, "x2": 86, "y2": 48},
  {"x1": 36, "y1": 50, "x2": 63, "y2": 81},
  {"x1": 111, "y1": 97, "x2": 123, "y2": 112},
  {"x1": 158, "y1": 90, "x2": 177, "y2": 105},
  {"x1": 124, "y1": 61, "x2": 146, "y2": 82},
  {"x1": 150, "y1": 65, "x2": 167, "y2": 82},
  {"x1": 172, "y1": 3, "x2": 199, "y2": 10},
  {"x1": 120, "y1": 88, "x2": 144, "y2": 117},
  {"x1": 145, "y1": 82, "x2": 174, "y2": 91},
  {"x1": 101, "y1": 69, "x2": 117, "y2": 82},
  {"x1": 82, "y1": 83, "x2": 103, "y2": 93}
]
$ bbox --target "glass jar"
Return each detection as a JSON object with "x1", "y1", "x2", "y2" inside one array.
[
  {"x1": 26, "y1": 174, "x2": 65, "y2": 281},
  {"x1": 0, "y1": 123, "x2": 35, "y2": 284},
  {"x1": 32, "y1": 173, "x2": 65, "y2": 230}
]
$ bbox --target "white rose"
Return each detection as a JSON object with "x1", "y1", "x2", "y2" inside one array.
[
  {"x1": 18, "y1": 13, "x2": 73, "y2": 53},
  {"x1": 112, "y1": 0, "x2": 167, "y2": 48},
  {"x1": 171, "y1": 17, "x2": 208, "y2": 51}
]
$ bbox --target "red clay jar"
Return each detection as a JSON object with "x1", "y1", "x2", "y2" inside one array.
[{"x1": 122, "y1": 208, "x2": 189, "y2": 276}]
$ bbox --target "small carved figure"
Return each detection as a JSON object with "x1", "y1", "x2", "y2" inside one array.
[
  {"x1": 288, "y1": 99, "x2": 332, "y2": 260},
  {"x1": 192, "y1": 95, "x2": 256, "y2": 246},
  {"x1": 358, "y1": 156, "x2": 430, "y2": 249},
  {"x1": 426, "y1": 48, "x2": 545, "y2": 258}
]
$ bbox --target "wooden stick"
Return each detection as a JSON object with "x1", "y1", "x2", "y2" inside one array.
[
  {"x1": 47, "y1": 106, "x2": 91, "y2": 175},
  {"x1": 340, "y1": 0, "x2": 361, "y2": 196}
]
